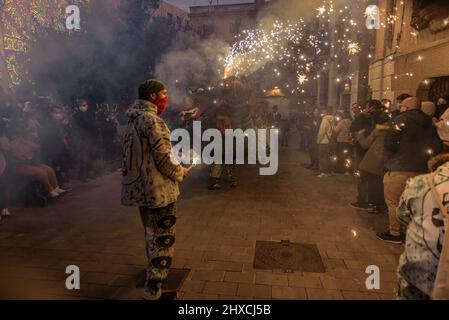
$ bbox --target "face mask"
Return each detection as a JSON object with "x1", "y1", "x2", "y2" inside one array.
[
  {"x1": 53, "y1": 114, "x2": 64, "y2": 121},
  {"x1": 150, "y1": 96, "x2": 169, "y2": 115},
  {"x1": 79, "y1": 106, "x2": 88, "y2": 112}
]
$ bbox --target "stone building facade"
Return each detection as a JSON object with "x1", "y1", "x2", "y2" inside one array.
[
  {"x1": 188, "y1": 0, "x2": 268, "y2": 43},
  {"x1": 369, "y1": 0, "x2": 449, "y2": 102}
]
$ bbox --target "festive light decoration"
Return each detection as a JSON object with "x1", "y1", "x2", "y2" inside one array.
[
  {"x1": 347, "y1": 42, "x2": 360, "y2": 55},
  {"x1": 223, "y1": 0, "x2": 382, "y2": 100},
  {"x1": 0, "y1": 0, "x2": 87, "y2": 88},
  {"x1": 298, "y1": 74, "x2": 308, "y2": 85}
]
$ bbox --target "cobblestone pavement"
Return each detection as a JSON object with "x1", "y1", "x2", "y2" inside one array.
[{"x1": 0, "y1": 146, "x2": 403, "y2": 300}]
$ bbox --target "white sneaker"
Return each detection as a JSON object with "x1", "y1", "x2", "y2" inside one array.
[
  {"x1": 55, "y1": 187, "x2": 67, "y2": 195},
  {"x1": 1, "y1": 208, "x2": 11, "y2": 217},
  {"x1": 49, "y1": 190, "x2": 60, "y2": 198},
  {"x1": 317, "y1": 173, "x2": 328, "y2": 178}
]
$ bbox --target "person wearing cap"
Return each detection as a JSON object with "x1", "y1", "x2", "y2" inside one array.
[
  {"x1": 377, "y1": 97, "x2": 443, "y2": 244},
  {"x1": 121, "y1": 79, "x2": 191, "y2": 300}
]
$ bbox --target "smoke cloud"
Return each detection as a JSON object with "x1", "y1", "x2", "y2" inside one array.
[{"x1": 154, "y1": 35, "x2": 230, "y2": 107}]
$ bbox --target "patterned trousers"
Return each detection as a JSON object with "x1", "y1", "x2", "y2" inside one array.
[{"x1": 139, "y1": 202, "x2": 177, "y2": 300}]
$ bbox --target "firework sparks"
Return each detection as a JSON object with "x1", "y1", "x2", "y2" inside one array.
[{"x1": 223, "y1": 1, "x2": 370, "y2": 93}]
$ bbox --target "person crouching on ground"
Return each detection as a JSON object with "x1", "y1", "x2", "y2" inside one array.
[{"x1": 121, "y1": 80, "x2": 191, "y2": 300}]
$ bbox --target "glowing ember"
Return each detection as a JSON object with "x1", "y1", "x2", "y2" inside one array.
[{"x1": 347, "y1": 42, "x2": 360, "y2": 55}]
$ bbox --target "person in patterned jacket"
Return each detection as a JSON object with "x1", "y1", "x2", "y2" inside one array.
[
  {"x1": 121, "y1": 79, "x2": 190, "y2": 300},
  {"x1": 396, "y1": 153, "x2": 449, "y2": 299}
]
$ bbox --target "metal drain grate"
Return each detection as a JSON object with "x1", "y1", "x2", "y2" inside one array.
[
  {"x1": 136, "y1": 268, "x2": 191, "y2": 291},
  {"x1": 253, "y1": 240, "x2": 325, "y2": 273}
]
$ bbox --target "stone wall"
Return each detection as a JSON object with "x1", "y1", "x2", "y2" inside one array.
[{"x1": 369, "y1": 0, "x2": 449, "y2": 101}]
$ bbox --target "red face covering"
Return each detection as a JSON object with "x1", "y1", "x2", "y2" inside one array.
[{"x1": 150, "y1": 96, "x2": 169, "y2": 115}]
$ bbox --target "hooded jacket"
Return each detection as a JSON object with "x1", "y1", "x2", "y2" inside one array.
[
  {"x1": 121, "y1": 100, "x2": 183, "y2": 208},
  {"x1": 384, "y1": 109, "x2": 443, "y2": 173},
  {"x1": 317, "y1": 115, "x2": 334, "y2": 145}
]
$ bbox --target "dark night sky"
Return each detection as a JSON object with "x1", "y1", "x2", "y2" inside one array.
[{"x1": 165, "y1": 0, "x2": 254, "y2": 11}]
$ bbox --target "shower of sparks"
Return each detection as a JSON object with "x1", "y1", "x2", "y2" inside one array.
[
  {"x1": 317, "y1": 5, "x2": 326, "y2": 16},
  {"x1": 224, "y1": 19, "x2": 313, "y2": 88},
  {"x1": 298, "y1": 74, "x2": 308, "y2": 85},
  {"x1": 347, "y1": 42, "x2": 360, "y2": 55},
  {"x1": 223, "y1": 0, "x2": 375, "y2": 95}
]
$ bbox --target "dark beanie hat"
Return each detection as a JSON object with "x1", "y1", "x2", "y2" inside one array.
[{"x1": 138, "y1": 79, "x2": 166, "y2": 100}]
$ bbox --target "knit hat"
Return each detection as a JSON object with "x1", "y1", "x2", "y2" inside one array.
[{"x1": 138, "y1": 79, "x2": 167, "y2": 100}]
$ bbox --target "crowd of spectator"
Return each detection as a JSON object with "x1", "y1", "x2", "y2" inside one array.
[
  {"x1": 0, "y1": 97, "x2": 123, "y2": 221},
  {"x1": 297, "y1": 93, "x2": 449, "y2": 299},
  {"x1": 262, "y1": 94, "x2": 449, "y2": 299}
]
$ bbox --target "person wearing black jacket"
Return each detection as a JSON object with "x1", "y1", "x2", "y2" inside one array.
[
  {"x1": 40, "y1": 106, "x2": 71, "y2": 184},
  {"x1": 72, "y1": 100, "x2": 98, "y2": 181},
  {"x1": 97, "y1": 110, "x2": 118, "y2": 161},
  {"x1": 376, "y1": 97, "x2": 443, "y2": 244}
]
